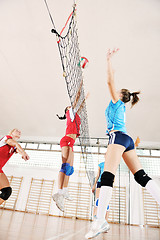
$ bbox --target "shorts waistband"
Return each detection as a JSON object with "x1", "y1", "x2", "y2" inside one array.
[{"x1": 109, "y1": 131, "x2": 127, "y2": 135}]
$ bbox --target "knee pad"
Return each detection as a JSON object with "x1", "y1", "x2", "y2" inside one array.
[
  {"x1": 95, "y1": 198, "x2": 99, "y2": 207},
  {"x1": 60, "y1": 163, "x2": 74, "y2": 176},
  {"x1": 0, "y1": 187, "x2": 12, "y2": 200},
  {"x1": 101, "y1": 171, "x2": 115, "y2": 187},
  {"x1": 134, "y1": 169, "x2": 152, "y2": 187},
  {"x1": 66, "y1": 164, "x2": 74, "y2": 176},
  {"x1": 69, "y1": 166, "x2": 74, "y2": 176},
  {"x1": 60, "y1": 163, "x2": 67, "y2": 174}
]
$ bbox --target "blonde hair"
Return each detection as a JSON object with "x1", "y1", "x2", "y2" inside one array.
[{"x1": 9, "y1": 128, "x2": 19, "y2": 136}]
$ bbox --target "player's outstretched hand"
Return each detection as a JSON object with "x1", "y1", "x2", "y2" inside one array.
[
  {"x1": 92, "y1": 185, "x2": 96, "y2": 193},
  {"x1": 22, "y1": 152, "x2": 30, "y2": 161},
  {"x1": 107, "y1": 48, "x2": 119, "y2": 60},
  {"x1": 85, "y1": 92, "x2": 90, "y2": 100}
]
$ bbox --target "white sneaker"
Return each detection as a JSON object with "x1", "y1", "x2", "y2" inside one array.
[
  {"x1": 63, "y1": 191, "x2": 73, "y2": 201},
  {"x1": 85, "y1": 219, "x2": 110, "y2": 239},
  {"x1": 52, "y1": 193, "x2": 64, "y2": 212}
]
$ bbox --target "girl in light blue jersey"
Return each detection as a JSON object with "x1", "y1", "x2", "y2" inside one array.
[{"x1": 85, "y1": 49, "x2": 160, "y2": 239}]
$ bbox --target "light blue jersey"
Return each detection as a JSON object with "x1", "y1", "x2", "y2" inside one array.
[
  {"x1": 97, "y1": 162, "x2": 105, "y2": 182},
  {"x1": 105, "y1": 99, "x2": 126, "y2": 134}
]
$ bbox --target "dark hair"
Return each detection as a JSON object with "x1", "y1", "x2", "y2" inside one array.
[
  {"x1": 56, "y1": 106, "x2": 69, "y2": 120},
  {"x1": 121, "y1": 89, "x2": 140, "y2": 107}
]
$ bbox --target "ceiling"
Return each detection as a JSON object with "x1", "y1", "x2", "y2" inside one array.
[{"x1": 0, "y1": 0, "x2": 160, "y2": 146}]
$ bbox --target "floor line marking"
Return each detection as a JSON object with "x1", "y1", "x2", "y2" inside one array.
[
  {"x1": 46, "y1": 231, "x2": 71, "y2": 240},
  {"x1": 62, "y1": 225, "x2": 90, "y2": 240},
  {"x1": 46, "y1": 223, "x2": 90, "y2": 240}
]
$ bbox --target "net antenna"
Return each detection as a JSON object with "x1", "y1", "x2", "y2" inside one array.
[{"x1": 43, "y1": 0, "x2": 95, "y2": 187}]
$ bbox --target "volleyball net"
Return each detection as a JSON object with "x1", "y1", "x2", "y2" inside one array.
[{"x1": 44, "y1": 1, "x2": 95, "y2": 187}]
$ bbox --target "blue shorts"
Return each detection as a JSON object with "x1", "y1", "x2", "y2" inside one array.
[
  {"x1": 97, "y1": 182, "x2": 101, "y2": 188},
  {"x1": 108, "y1": 131, "x2": 135, "y2": 152}
]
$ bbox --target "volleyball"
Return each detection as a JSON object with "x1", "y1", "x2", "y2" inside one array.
[{"x1": 78, "y1": 57, "x2": 89, "y2": 69}]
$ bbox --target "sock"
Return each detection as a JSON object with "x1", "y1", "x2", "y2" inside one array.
[
  {"x1": 97, "y1": 186, "x2": 113, "y2": 220},
  {"x1": 145, "y1": 179, "x2": 160, "y2": 205},
  {"x1": 63, "y1": 187, "x2": 68, "y2": 194},
  {"x1": 58, "y1": 189, "x2": 63, "y2": 195}
]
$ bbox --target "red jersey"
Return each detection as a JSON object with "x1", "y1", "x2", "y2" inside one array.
[
  {"x1": 0, "y1": 135, "x2": 15, "y2": 171},
  {"x1": 65, "y1": 108, "x2": 81, "y2": 136}
]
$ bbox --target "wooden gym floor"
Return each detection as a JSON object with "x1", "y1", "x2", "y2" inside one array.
[{"x1": 0, "y1": 209, "x2": 159, "y2": 240}]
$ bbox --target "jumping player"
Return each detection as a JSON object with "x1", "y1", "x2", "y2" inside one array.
[
  {"x1": 53, "y1": 80, "x2": 89, "y2": 212},
  {"x1": 0, "y1": 128, "x2": 29, "y2": 206},
  {"x1": 85, "y1": 49, "x2": 160, "y2": 239}
]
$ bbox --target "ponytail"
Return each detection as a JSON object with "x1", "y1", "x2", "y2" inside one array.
[
  {"x1": 56, "y1": 106, "x2": 69, "y2": 120},
  {"x1": 56, "y1": 114, "x2": 66, "y2": 120},
  {"x1": 121, "y1": 89, "x2": 140, "y2": 107},
  {"x1": 130, "y1": 91, "x2": 140, "y2": 107}
]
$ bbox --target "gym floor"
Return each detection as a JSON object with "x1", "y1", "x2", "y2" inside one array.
[{"x1": 0, "y1": 209, "x2": 159, "y2": 240}]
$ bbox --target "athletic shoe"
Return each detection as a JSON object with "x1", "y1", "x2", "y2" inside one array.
[
  {"x1": 85, "y1": 218, "x2": 110, "y2": 239},
  {"x1": 63, "y1": 191, "x2": 73, "y2": 201},
  {"x1": 52, "y1": 193, "x2": 64, "y2": 212},
  {"x1": 92, "y1": 216, "x2": 109, "y2": 232}
]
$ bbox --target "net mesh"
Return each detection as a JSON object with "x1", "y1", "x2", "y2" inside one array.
[{"x1": 51, "y1": 5, "x2": 95, "y2": 186}]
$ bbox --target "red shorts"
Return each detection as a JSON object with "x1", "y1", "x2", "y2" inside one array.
[
  {"x1": 60, "y1": 136, "x2": 75, "y2": 151},
  {"x1": 0, "y1": 167, "x2": 4, "y2": 173}
]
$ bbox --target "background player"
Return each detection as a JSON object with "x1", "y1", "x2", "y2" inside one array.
[
  {"x1": 0, "y1": 128, "x2": 29, "y2": 205},
  {"x1": 92, "y1": 161, "x2": 109, "y2": 221}
]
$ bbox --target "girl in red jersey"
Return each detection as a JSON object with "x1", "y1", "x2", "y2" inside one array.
[
  {"x1": 53, "y1": 81, "x2": 89, "y2": 212},
  {"x1": 0, "y1": 128, "x2": 29, "y2": 205}
]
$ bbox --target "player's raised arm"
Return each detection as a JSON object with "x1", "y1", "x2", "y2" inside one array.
[{"x1": 107, "y1": 48, "x2": 119, "y2": 103}]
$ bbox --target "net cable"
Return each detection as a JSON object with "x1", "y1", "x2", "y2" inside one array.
[{"x1": 43, "y1": 0, "x2": 95, "y2": 187}]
